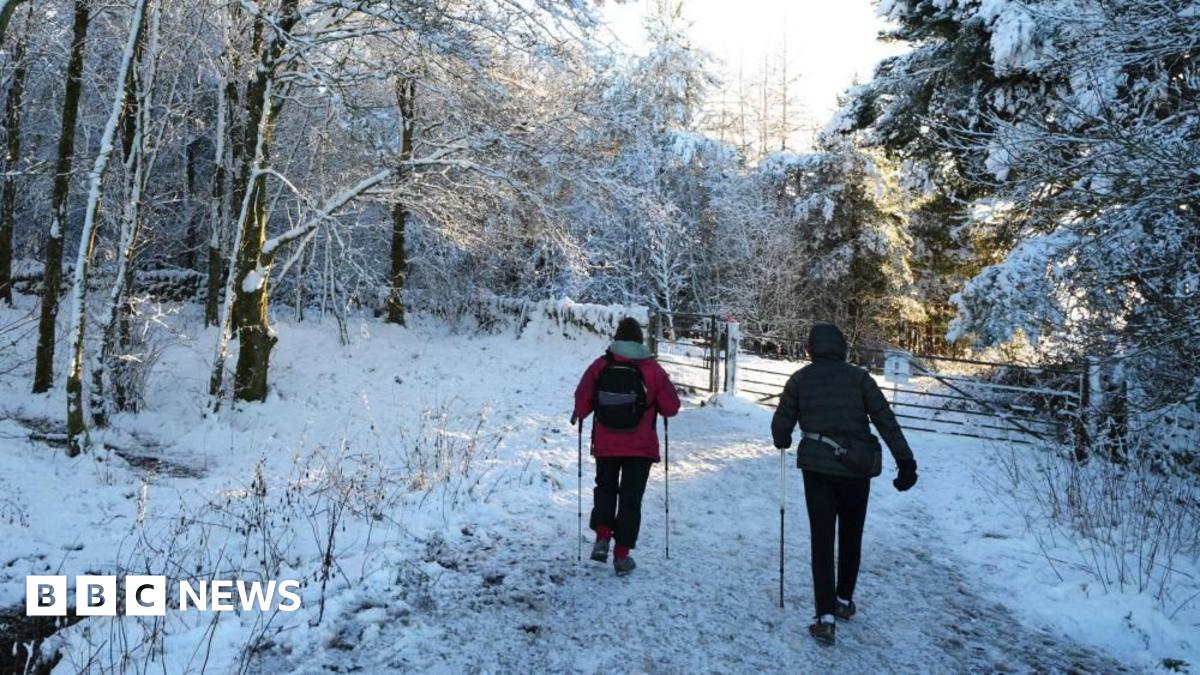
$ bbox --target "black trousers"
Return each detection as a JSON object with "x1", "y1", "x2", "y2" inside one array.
[
  {"x1": 802, "y1": 470, "x2": 871, "y2": 618},
  {"x1": 589, "y1": 457, "x2": 653, "y2": 549}
]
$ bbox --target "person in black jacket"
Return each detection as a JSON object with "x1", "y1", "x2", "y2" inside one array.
[{"x1": 771, "y1": 322, "x2": 918, "y2": 646}]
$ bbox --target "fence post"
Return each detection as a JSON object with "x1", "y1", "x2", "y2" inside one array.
[
  {"x1": 648, "y1": 311, "x2": 658, "y2": 356},
  {"x1": 883, "y1": 350, "x2": 910, "y2": 383},
  {"x1": 709, "y1": 316, "x2": 719, "y2": 393},
  {"x1": 724, "y1": 321, "x2": 739, "y2": 394}
]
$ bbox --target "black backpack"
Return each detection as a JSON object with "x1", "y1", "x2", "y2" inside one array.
[{"x1": 593, "y1": 354, "x2": 648, "y2": 431}]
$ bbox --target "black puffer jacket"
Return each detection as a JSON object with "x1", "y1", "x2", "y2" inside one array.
[{"x1": 771, "y1": 323, "x2": 914, "y2": 478}]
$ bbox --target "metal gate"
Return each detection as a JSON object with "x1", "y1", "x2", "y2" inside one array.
[
  {"x1": 736, "y1": 333, "x2": 1084, "y2": 445},
  {"x1": 649, "y1": 312, "x2": 724, "y2": 395}
]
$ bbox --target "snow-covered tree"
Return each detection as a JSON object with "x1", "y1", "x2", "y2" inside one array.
[
  {"x1": 63, "y1": 0, "x2": 150, "y2": 455},
  {"x1": 0, "y1": 3, "x2": 29, "y2": 306},
  {"x1": 837, "y1": 0, "x2": 1199, "y2": 455},
  {"x1": 746, "y1": 137, "x2": 915, "y2": 342},
  {"x1": 31, "y1": 0, "x2": 89, "y2": 395}
]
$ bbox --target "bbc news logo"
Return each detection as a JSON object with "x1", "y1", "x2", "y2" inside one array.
[{"x1": 26, "y1": 576, "x2": 302, "y2": 616}]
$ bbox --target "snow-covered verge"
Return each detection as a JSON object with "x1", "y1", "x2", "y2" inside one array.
[
  {"x1": 908, "y1": 433, "x2": 1199, "y2": 672},
  {"x1": 0, "y1": 292, "x2": 586, "y2": 671},
  {"x1": 0, "y1": 293, "x2": 1196, "y2": 673},
  {"x1": 413, "y1": 293, "x2": 649, "y2": 341}
]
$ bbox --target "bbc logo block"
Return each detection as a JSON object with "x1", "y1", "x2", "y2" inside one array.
[
  {"x1": 27, "y1": 575, "x2": 162, "y2": 616},
  {"x1": 125, "y1": 575, "x2": 168, "y2": 616},
  {"x1": 26, "y1": 576, "x2": 301, "y2": 616},
  {"x1": 25, "y1": 576, "x2": 67, "y2": 616},
  {"x1": 75, "y1": 575, "x2": 119, "y2": 616}
]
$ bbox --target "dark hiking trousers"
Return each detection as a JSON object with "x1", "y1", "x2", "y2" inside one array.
[
  {"x1": 590, "y1": 457, "x2": 653, "y2": 549},
  {"x1": 802, "y1": 469, "x2": 871, "y2": 618}
]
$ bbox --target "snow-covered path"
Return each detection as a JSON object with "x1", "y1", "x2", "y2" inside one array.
[
  {"x1": 1, "y1": 306, "x2": 1175, "y2": 672},
  {"x1": 263, "y1": 399, "x2": 1128, "y2": 673}
]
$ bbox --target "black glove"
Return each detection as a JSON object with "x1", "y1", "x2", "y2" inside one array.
[
  {"x1": 775, "y1": 437, "x2": 791, "y2": 450},
  {"x1": 570, "y1": 415, "x2": 579, "y2": 427},
  {"x1": 893, "y1": 458, "x2": 918, "y2": 492}
]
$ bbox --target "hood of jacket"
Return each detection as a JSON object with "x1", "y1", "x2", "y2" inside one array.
[
  {"x1": 609, "y1": 340, "x2": 653, "y2": 361},
  {"x1": 807, "y1": 323, "x2": 847, "y2": 362}
]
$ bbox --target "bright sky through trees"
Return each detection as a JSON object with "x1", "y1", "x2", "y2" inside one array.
[{"x1": 603, "y1": 0, "x2": 908, "y2": 148}]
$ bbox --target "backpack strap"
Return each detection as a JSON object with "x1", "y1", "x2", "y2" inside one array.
[{"x1": 593, "y1": 353, "x2": 613, "y2": 405}]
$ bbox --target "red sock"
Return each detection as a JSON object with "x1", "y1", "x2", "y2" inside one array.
[
  {"x1": 615, "y1": 544, "x2": 631, "y2": 560},
  {"x1": 597, "y1": 526, "x2": 613, "y2": 541}
]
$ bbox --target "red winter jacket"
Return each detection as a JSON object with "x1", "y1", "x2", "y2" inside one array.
[{"x1": 573, "y1": 346, "x2": 681, "y2": 461}]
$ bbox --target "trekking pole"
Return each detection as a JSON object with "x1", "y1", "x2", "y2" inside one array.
[
  {"x1": 664, "y1": 416, "x2": 670, "y2": 560},
  {"x1": 577, "y1": 418, "x2": 583, "y2": 563},
  {"x1": 779, "y1": 446, "x2": 785, "y2": 609}
]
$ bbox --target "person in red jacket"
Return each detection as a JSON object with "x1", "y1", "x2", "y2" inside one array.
[{"x1": 571, "y1": 317, "x2": 681, "y2": 576}]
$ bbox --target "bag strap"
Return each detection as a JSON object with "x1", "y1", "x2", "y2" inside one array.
[{"x1": 803, "y1": 431, "x2": 845, "y2": 455}]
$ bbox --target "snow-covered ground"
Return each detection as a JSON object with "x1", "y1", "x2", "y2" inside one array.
[{"x1": 0, "y1": 294, "x2": 1196, "y2": 673}]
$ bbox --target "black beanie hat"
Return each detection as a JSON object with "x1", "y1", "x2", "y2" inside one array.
[{"x1": 614, "y1": 317, "x2": 644, "y2": 343}]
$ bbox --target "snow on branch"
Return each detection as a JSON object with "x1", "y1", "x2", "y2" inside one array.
[{"x1": 263, "y1": 168, "x2": 393, "y2": 257}]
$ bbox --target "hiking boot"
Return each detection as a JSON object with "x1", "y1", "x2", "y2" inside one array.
[
  {"x1": 833, "y1": 599, "x2": 856, "y2": 620},
  {"x1": 613, "y1": 555, "x2": 636, "y2": 577},
  {"x1": 591, "y1": 537, "x2": 610, "y2": 563},
  {"x1": 808, "y1": 617, "x2": 836, "y2": 646}
]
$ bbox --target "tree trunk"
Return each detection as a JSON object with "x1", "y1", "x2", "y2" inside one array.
[
  {"x1": 0, "y1": 20, "x2": 27, "y2": 306},
  {"x1": 92, "y1": 2, "x2": 155, "y2": 426},
  {"x1": 208, "y1": 87, "x2": 269, "y2": 407},
  {"x1": 0, "y1": 0, "x2": 25, "y2": 45},
  {"x1": 32, "y1": 0, "x2": 88, "y2": 394},
  {"x1": 205, "y1": 238, "x2": 223, "y2": 324},
  {"x1": 205, "y1": 21, "x2": 238, "y2": 327},
  {"x1": 209, "y1": 0, "x2": 299, "y2": 406},
  {"x1": 183, "y1": 135, "x2": 198, "y2": 270},
  {"x1": 229, "y1": 1, "x2": 299, "y2": 402},
  {"x1": 385, "y1": 201, "x2": 408, "y2": 324},
  {"x1": 231, "y1": 167, "x2": 274, "y2": 401},
  {"x1": 385, "y1": 77, "x2": 415, "y2": 326},
  {"x1": 65, "y1": 0, "x2": 149, "y2": 455}
]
